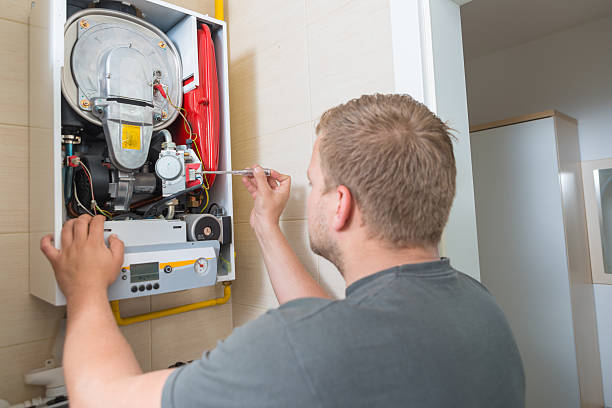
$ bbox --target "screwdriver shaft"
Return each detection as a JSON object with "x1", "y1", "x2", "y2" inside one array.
[{"x1": 202, "y1": 169, "x2": 272, "y2": 176}]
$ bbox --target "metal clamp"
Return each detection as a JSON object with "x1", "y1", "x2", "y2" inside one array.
[{"x1": 62, "y1": 135, "x2": 82, "y2": 145}]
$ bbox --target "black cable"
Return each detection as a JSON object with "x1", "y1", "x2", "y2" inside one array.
[{"x1": 143, "y1": 183, "x2": 203, "y2": 218}]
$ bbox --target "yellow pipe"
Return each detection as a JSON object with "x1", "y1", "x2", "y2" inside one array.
[
  {"x1": 215, "y1": 0, "x2": 224, "y2": 21},
  {"x1": 111, "y1": 283, "x2": 231, "y2": 326}
]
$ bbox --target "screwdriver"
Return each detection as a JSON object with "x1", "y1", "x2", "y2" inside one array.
[{"x1": 202, "y1": 168, "x2": 272, "y2": 177}]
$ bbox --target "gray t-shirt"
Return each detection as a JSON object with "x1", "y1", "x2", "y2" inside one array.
[{"x1": 162, "y1": 259, "x2": 524, "y2": 407}]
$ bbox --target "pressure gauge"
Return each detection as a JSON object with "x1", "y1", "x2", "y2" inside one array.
[
  {"x1": 155, "y1": 155, "x2": 182, "y2": 180},
  {"x1": 194, "y1": 257, "x2": 209, "y2": 276}
]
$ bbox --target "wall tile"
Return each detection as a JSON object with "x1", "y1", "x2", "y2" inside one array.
[
  {"x1": 116, "y1": 297, "x2": 152, "y2": 372},
  {"x1": 229, "y1": 28, "x2": 310, "y2": 142},
  {"x1": 231, "y1": 121, "x2": 314, "y2": 223},
  {"x1": 0, "y1": 338, "x2": 54, "y2": 405},
  {"x1": 119, "y1": 321, "x2": 152, "y2": 372},
  {"x1": 232, "y1": 222, "x2": 279, "y2": 310},
  {"x1": 232, "y1": 221, "x2": 317, "y2": 310},
  {"x1": 151, "y1": 302, "x2": 232, "y2": 370},
  {"x1": 0, "y1": 0, "x2": 30, "y2": 24},
  {"x1": 0, "y1": 234, "x2": 64, "y2": 348},
  {"x1": 227, "y1": 0, "x2": 305, "y2": 62},
  {"x1": 0, "y1": 18, "x2": 27, "y2": 126},
  {"x1": 317, "y1": 256, "x2": 346, "y2": 299},
  {"x1": 0, "y1": 125, "x2": 28, "y2": 233},
  {"x1": 279, "y1": 220, "x2": 318, "y2": 277},
  {"x1": 151, "y1": 285, "x2": 221, "y2": 311},
  {"x1": 148, "y1": 285, "x2": 232, "y2": 370},
  {"x1": 305, "y1": 0, "x2": 353, "y2": 25},
  {"x1": 232, "y1": 302, "x2": 267, "y2": 328},
  {"x1": 307, "y1": 0, "x2": 394, "y2": 120}
]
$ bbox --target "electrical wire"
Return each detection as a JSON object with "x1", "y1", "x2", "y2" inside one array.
[
  {"x1": 69, "y1": 88, "x2": 206, "y2": 221},
  {"x1": 143, "y1": 182, "x2": 204, "y2": 218},
  {"x1": 97, "y1": 206, "x2": 113, "y2": 219},
  {"x1": 78, "y1": 162, "x2": 113, "y2": 218},
  {"x1": 73, "y1": 183, "x2": 94, "y2": 216},
  {"x1": 219, "y1": 255, "x2": 231, "y2": 271},
  {"x1": 153, "y1": 84, "x2": 213, "y2": 218},
  {"x1": 156, "y1": 83, "x2": 211, "y2": 211},
  {"x1": 130, "y1": 195, "x2": 163, "y2": 210},
  {"x1": 159, "y1": 84, "x2": 204, "y2": 163},
  {"x1": 78, "y1": 162, "x2": 96, "y2": 215},
  {"x1": 199, "y1": 177, "x2": 210, "y2": 213},
  {"x1": 200, "y1": 188, "x2": 210, "y2": 214},
  {"x1": 158, "y1": 84, "x2": 207, "y2": 186}
]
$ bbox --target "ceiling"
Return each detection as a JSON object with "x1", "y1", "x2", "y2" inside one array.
[{"x1": 461, "y1": 0, "x2": 612, "y2": 61}]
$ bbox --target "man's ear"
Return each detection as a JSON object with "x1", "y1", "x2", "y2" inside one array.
[{"x1": 332, "y1": 185, "x2": 353, "y2": 232}]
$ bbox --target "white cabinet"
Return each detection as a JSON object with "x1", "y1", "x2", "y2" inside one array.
[{"x1": 470, "y1": 111, "x2": 604, "y2": 407}]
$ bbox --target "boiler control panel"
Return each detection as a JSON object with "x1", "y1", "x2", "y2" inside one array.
[{"x1": 108, "y1": 240, "x2": 219, "y2": 301}]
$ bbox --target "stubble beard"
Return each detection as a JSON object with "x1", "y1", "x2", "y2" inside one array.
[{"x1": 309, "y1": 210, "x2": 344, "y2": 275}]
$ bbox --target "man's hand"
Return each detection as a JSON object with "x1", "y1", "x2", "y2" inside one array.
[
  {"x1": 40, "y1": 214, "x2": 124, "y2": 301},
  {"x1": 242, "y1": 165, "x2": 291, "y2": 231},
  {"x1": 241, "y1": 165, "x2": 330, "y2": 303},
  {"x1": 40, "y1": 215, "x2": 172, "y2": 408}
]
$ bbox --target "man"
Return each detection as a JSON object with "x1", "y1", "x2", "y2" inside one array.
[{"x1": 41, "y1": 94, "x2": 524, "y2": 407}]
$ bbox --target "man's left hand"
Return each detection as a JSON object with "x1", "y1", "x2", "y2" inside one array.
[{"x1": 40, "y1": 214, "x2": 124, "y2": 301}]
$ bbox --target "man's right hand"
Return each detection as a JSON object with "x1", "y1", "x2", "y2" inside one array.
[
  {"x1": 241, "y1": 165, "x2": 328, "y2": 303},
  {"x1": 241, "y1": 165, "x2": 291, "y2": 232}
]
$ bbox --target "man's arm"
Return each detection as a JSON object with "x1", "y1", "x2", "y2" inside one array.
[
  {"x1": 242, "y1": 166, "x2": 330, "y2": 304},
  {"x1": 41, "y1": 215, "x2": 172, "y2": 407}
]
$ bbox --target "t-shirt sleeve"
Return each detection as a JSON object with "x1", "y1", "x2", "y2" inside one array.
[{"x1": 161, "y1": 310, "x2": 317, "y2": 408}]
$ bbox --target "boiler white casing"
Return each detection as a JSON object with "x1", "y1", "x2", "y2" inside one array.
[{"x1": 29, "y1": 0, "x2": 234, "y2": 305}]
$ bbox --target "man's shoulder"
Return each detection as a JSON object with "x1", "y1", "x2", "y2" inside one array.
[
  {"x1": 230, "y1": 297, "x2": 336, "y2": 340},
  {"x1": 266, "y1": 297, "x2": 339, "y2": 329},
  {"x1": 225, "y1": 297, "x2": 343, "y2": 349}
]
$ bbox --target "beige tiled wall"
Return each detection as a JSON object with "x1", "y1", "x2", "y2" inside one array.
[
  {"x1": 0, "y1": 0, "x2": 234, "y2": 404},
  {"x1": 227, "y1": 0, "x2": 395, "y2": 324}
]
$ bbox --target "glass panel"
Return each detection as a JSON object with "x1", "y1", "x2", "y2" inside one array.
[
  {"x1": 594, "y1": 168, "x2": 612, "y2": 274},
  {"x1": 130, "y1": 262, "x2": 160, "y2": 283}
]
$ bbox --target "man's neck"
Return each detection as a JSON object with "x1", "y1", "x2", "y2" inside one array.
[{"x1": 340, "y1": 240, "x2": 440, "y2": 288}]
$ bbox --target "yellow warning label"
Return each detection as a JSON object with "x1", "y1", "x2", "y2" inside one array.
[{"x1": 121, "y1": 124, "x2": 141, "y2": 150}]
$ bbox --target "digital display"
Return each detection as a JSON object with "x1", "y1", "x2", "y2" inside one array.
[{"x1": 130, "y1": 262, "x2": 159, "y2": 283}]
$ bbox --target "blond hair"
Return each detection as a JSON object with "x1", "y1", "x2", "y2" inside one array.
[{"x1": 316, "y1": 94, "x2": 456, "y2": 248}]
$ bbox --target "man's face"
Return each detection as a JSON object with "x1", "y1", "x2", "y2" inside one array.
[{"x1": 307, "y1": 139, "x2": 343, "y2": 271}]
